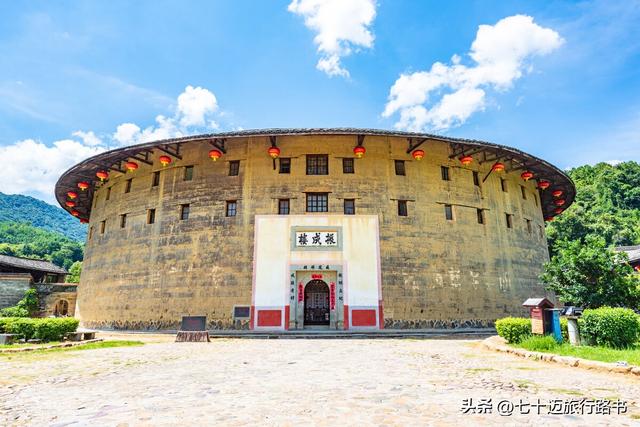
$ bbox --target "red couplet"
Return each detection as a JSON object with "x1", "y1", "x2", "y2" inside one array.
[{"x1": 329, "y1": 282, "x2": 336, "y2": 310}]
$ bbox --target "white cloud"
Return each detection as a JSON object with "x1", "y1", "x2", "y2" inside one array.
[
  {"x1": 177, "y1": 85, "x2": 218, "y2": 127},
  {"x1": 0, "y1": 139, "x2": 105, "y2": 201},
  {"x1": 383, "y1": 15, "x2": 563, "y2": 132},
  {"x1": 0, "y1": 85, "x2": 223, "y2": 203},
  {"x1": 111, "y1": 85, "x2": 220, "y2": 146},
  {"x1": 71, "y1": 130, "x2": 102, "y2": 146},
  {"x1": 288, "y1": 0, "x2": 376, "y2": 78}
]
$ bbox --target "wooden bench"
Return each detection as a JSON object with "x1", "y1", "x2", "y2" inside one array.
[
  {"x1": 0, "y1": 334, "x2": 18, "y2": 345},
  {"x1": 67, "y1": 329, "x2": 97, "y2": 341}
]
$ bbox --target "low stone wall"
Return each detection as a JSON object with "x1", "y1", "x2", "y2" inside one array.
[{"x1": 0, "y1": 273, "x2": 32, "y2": 309}]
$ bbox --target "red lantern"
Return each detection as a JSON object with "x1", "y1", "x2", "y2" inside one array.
[
  {"x1": 71, "y1": 210, "x2": 80, "y2": 217},
  {"x1": 125, "y1": 161, "x2": 139, "y2": 172},
  {"x1": 492, "y1": 162, "x2": 505, "y2": 172},
  {"x1": 537, "y1": 180, "x2": 550, "y2": 190},
  {"x1": 554, "y1": 207, "x2": 563, "y2": 214},
  {"x1": 67, "y1": 191, "x2": 78, "y2": 199},
  {"x1": 65, "y1": 201, "x2": 76, "y2": 208},
  {"x1": 96, "y1": 171, "x2": 109, "y2": 181},
  {"x1": 412, "y1": 149, "x2": 425, "y2": 161},
  {"x1": 353, "y1": 146, "x2": 366, "y2": 159},
  {"x1": 78, "y1": 181, "x2": 90, "y2": 191},
  {"x1": 521, "y1": 171, "x2": 534, "y2": 181},
  {"x1": 552, "y1": 190, "x2": 563, "y2": 198},
  {"x1": 80, "y1": 218, "x2": 89, "y2": 224},
  {"x1": 554, "y1": 199, "x2": 566, "y2": 206},
  {"x1": 635, "y1": 265, "x2": 640, "y2": 272},
  {"x1": 544, "y1": 217, "x2": 554, "y2": 222},
  {"x1": 268, "y1": 147, "x2": 281, "y2": 159},
  {"x1": 459, "y1": 155, "x2": 473, "y2": 165},
  {"x1": 159, "y1": 155, "x2": 171, "y2": 167},
  {"x1": 208, "y1": 149, "x2": 222, "y2": 162}
]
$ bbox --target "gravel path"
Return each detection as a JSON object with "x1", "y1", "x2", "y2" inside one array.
[{"x1": 1, "y1": 336, "x2": 639, "y2": 426}]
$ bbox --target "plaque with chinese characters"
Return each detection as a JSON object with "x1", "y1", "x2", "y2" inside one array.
[{"x1": 295, "y1": 231, "x2": 338, "y2": 247}]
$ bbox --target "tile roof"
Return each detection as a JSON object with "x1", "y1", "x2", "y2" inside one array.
[
  {"x1": 616, "y1": 245, "x2": 640, "y2": 263},
  {"x1": 0, "y1": 254, "x2": 68, "y2": 274}
]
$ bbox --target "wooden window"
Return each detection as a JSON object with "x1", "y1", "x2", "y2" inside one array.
[
  {"x1": 444, "y1": 204, "x2": 453, "y2": 220},
  {"x1": 477, "y1": 209, "x2": 484, "y2": 224},
  {"x1": 120, "y1": 214, "x2": 127, "y2": 228},
  {"x1": 278, "y1": 199, "x2": 290, "y2": 215},
  {"x1": 279, "y1": 158, "x2": 291, "y2": 174},
  {"x1": 441, "y1": 166, "x2": 450, "y2": 181},
  {"x1": 505, "y1": 213, "x2": 513, "y2": 229},
  {"x1": 106, "y1": 187, "x2": 111, "y2": 201},
  {"x1": 473, "y1": 171, "x2": 480, "y2": 186},
  {"x1": 306, "y1": 193, "x2": 328, "y2": 212},
  {"x1": 147, "y1": 209, "x2": 156, "y2": 225},
  {"x1": 526, "y1": 219, "x2": 532, "y2": 234},
  {"x1": 184, "y1": 166, "x2": 194, "y2": 181},
  {"x1": 180, "y1": 204, "x2": 190, "y2": 221},
  {"x1": 226, "y1": 200, "x2": 237, "y2": 217},
  {"x1": 124, "y1": 179, "x2": 132, "y2": 194},
  {"x1": 152, "y1": 171, "x2": 160, "y2": 187},
  {"x1": 229, "y1": 161, "x2": 240, "y2": 176},
  {"x1": 521, "y1": 185, "x2": 527, "y2": 199},
  {"x1": 342, "y1": 158, "x2": 354, "y2": 174},
  {"x1": 398, "y1": 200, "x2": 408, "y2": 216},
  {"x1": 306, "y1": 155, "x2": 328, "y2": 175},
  {"x1": 100, "y1": 220, "x2": 106, "y2": 234},
  {"x1": 344, "y1": 199, "x2": 355, "y2": 215},
  {"x1": 395, "y1": 160, "x2": 405, "y2": 176},
  {"x1": 500, "y1": 178, "x2": 507, "y2": 192}
]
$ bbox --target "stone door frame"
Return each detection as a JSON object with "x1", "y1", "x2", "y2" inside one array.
[{"x1": 288, "y1": 264, "x2": 344, "y2": 330}]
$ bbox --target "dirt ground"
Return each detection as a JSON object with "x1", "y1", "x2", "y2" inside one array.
[{"x1": 1, "y1": 333, "x2": 639, "y2": 426}]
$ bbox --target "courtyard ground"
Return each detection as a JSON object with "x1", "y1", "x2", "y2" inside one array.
[{"x1": 1, "y1": 333, "x2": 639, "y2": 426}]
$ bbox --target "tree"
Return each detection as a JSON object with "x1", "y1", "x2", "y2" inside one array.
[
  {"x1": 67, "y1": 261, "x2": 82, "y2": 283},
  {"x1": 540, "y1": 236, "x2": 640, "y2": 308},
  {"x1": 546, "y1": 161, "x2": 640, "y2": 255}
]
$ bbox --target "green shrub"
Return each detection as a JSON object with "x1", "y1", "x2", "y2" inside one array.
[
  {"x1": 495, "y1": 317, "x2": 532, "y2": 343},
  {"x1": 0, "y1": 288, "x2": 39, "y2": 317},
  {"x1": 5, "y1": 318, "x2": 37, "y2": 340},
  {"x1": 34, "y1": 318, "x2": 79, "y2": 342},
  {"x1": 0, "y1": 317, "x2": 79, "y2": 342},
  {"x1": 17, "y1": 289, "x2": 39, "y2": 314},
  {"x1": 519, "y1": 335, "x2": 559, "y2": 352},
  {"x1": 578, "y1": 307, "x2": 640, "y2": 349},
  {"x1": 0, "y1": 306, "x2": 29, "y2": 317}
]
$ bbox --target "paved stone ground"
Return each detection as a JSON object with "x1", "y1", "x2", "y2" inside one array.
[{"x1": 1, "y1": 334, "x2": 639, "y2": 426}]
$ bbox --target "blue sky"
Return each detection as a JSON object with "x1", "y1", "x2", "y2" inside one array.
[{"x1": 0, "y1": 0, "x2": 639, "y2": 203}]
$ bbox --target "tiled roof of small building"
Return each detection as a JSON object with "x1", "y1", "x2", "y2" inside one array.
[
  {"x1": 616, "y1": 245, "x2": 640, "y2": 263},
  {"x1": 0, "y1": 254, "x2": 68, "y2": 274}
]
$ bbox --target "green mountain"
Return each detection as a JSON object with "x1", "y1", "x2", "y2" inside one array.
[
  {"x1": 546, "y1": 161, "x2": 640, "y2": 254},
  {"x1": 0, "y1": 192, "x2": 86, "y2": 242},
  {"x1": 0, "y1": 221, "x2": 83, "y2": 270}
]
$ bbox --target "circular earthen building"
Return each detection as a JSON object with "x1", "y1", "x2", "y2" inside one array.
[{"x1": 55, "y1": 129, "x2": 574, "y2": 331}]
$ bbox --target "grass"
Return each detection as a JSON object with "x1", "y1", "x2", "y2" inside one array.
[
  {"x1": 0, "y1": 340, "x2": 143, "y2": 358},
  {"x1": 514, "y1": 336, "x2": 640, "y2": 366},
  {"x1": 0, "y1": 341, "x2": 61, "y2": 349}
]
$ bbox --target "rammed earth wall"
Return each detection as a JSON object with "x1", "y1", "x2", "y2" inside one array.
[{"x1": 78, "y1": 135, "x2": 553, "y2": 330}]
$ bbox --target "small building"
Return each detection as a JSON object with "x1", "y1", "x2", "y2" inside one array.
[
  {"x1": 616, "y1": 245, "x2": 640, "y2": 272},
  {"x1": 0, "y1": 254, "x2": 77, "y2": 317}
]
